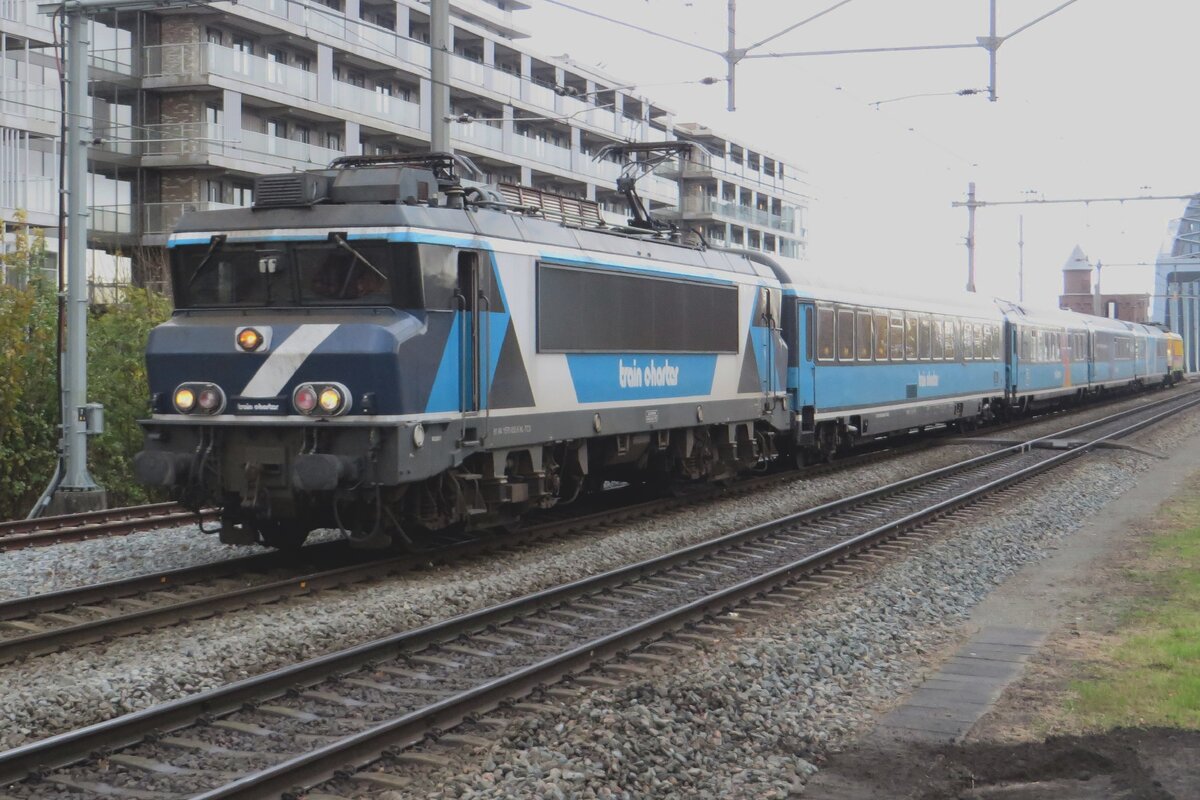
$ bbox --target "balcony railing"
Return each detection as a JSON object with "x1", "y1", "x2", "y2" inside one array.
[
  {"x1": 510, "y1": 134, "x2": 571, "y2": 170},
  {"x1": 91, "y1": 48, "x2": 134, "y2": 75},
  {"x1": 0, "y1": 176, "x2": 56, "y2": 216},
  {"x1": 144, "y1": 43, "x2": 318, "y2": 101},
  {"x1": 143, "y1": 122, "x2": 344, "y2": 167},
  {"x1": 0, "y1": 79, "x2": 58, "y2": 124},
  {"x1": 452, "y1": 121, "x2": 503, "y2": 152},
  {"x1": 233, "y1": 0, "x2": 429, "y2": 68},
  {"x1": 681, "y1": 196, "x2": 795, "y2": 232},
  {"x1": 90, "y1": 205, "x2": 133, "y2": 234},
  {"x1": 331, "y1": 81, "x2": 421, "y2": 129},
  {"x1": 451, "y1": 55, "x2": 521, "y2": 99}
]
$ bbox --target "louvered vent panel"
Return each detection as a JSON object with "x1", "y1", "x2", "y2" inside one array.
[{"x1": 497, "y1": 184, "x2": 603, "y2": 228}]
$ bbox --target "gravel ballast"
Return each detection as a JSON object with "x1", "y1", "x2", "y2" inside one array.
[
  {"x1": 353, "y1": 408, "x2": 1200, "y2": 800},
  {"x1": 0, "y1": 444, "x2": 988, "y2": 751}
]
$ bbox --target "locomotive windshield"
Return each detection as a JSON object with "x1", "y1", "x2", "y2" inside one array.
[{"x1": 170, "y1": 238, "x2": 426, "y2": 309}]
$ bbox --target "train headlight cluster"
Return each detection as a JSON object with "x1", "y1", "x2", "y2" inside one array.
[
  {"x1": 292, "y1": 382, "x2": 350, "y2": 416},
  {"x1": 173, "y1": 382, "x2": 225, "y2": 415}
]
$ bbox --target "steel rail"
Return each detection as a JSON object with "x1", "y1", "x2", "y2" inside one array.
[
  {"x1": 0, "y1": 503, "x2": 219, "y2": 551},
  {"x1": 4, "y1": 389, "x2": 1194, "y2": 790},
  {"x1": 192, "y1": 388, "x2": 1200, "y2": 800}
]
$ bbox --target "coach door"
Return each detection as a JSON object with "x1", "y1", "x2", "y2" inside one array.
[
  {"x1": 456, "y1": 251, "x2": 489, "y2": 442},
  {"x1": 794, "y1": 300, "x2": 817, "y2": 409}
]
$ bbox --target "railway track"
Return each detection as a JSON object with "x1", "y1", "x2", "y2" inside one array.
[
  {"x1": 0, "y1": 439, "x2": 919, "y2": 665},
  {"x1": 2, "y1": 386, "x2": 1194, "y2": 799},
  {"x1": 0, "y1": 387, "x2": 1183, "y2": 665},
  {"x1": 0, "y1": 503, "x2": 219, "y2": 552}
]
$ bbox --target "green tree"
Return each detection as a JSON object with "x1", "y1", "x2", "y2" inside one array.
[
  {"x1": 87, "y1": 287, "x2": 172, "y2": 505},
  {"x1": 0, "y1": 216, "x2": 59, "y2": 518},
  {"x1": 0, "y1": 214, "x2": 173, "y2": 517}
]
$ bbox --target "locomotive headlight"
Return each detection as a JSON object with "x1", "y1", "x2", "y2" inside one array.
[
  {"x1": 294, "y1": 385, "x2": 318, "y2": 414},
  {"x1": 412, "y1": 423, "x2": 425, "y2": 448},
  {"x1": 173, "y1": 383, "x2": 224, "y2": 415},
  {"x1": 237, "y1": 327, "x2": 264, "y2": 352},
  {"x1": 293, "y1": 383, "x2": 350, "y2": 416},
  {"x1": 318, "y1": 386, "x2": 344, "y2": 413},
  {"x1": 173, "y1": 387, "x2": 196, "y2": 413}
]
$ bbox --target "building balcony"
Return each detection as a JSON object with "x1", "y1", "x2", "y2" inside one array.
[
  {"x1": 451, "y1": 55, "x2": 522, "y2": 98},
  {"x1": 331, "y1": 81, "x2": 422, "y2": 130},
  {"x1": 452, "y1": 121, "x2": 504, "y2": 152},
  {"x1": 510, "y1": 134, "x2": 571, "y2": 170},
  {"x1": 679, "y1": 195, "x2": 796, "y2": 233},
  {"x1": 1, "y1": 176, "x2": 56, "y2": 217},
  {"x1": 144, "y1": 42, "x2": 318, "y2": 101},
  {"x1": 0, "y1": 78, "x2": 58, "y2": 133},
  {"x1": 142, "y1": 122, "x2": 345, "y2": 170},
  {"x1": 89, "y1": 205, "x2": 133, "y2": 235},
  {"x1": 233, "y1": 0, "x2": 430, "y2": 68},
  {"x1": 1, "y1": 0, "x2": 53, "y2": 45}
]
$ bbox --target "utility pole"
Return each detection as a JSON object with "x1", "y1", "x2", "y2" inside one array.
[
  {"x1": 33, "y1": 0, "x2": 225, "y2": 517},
  {"x1": 725, "y1": 0, "x2": 739, "y2": 112},
  {"x1": 430, "y1": 0, "x2": 451, "y2": 153},
  {"x1": 965, "y1": 182, "x2": 977, "y2": 293},
  {"x1": 1018, "y1": 215, "x2": 1024, "y2": 303}
]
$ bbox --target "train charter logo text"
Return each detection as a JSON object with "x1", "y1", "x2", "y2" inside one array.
[{"x1": 618, "y1": 358, "x2": 681, "y2": 389}]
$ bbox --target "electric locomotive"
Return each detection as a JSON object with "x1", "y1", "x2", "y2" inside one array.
[{"x1": 135, "y1": 153, "x2": 790, "y2": 549}]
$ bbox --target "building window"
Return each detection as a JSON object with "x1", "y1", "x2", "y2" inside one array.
[
  {"x1": 294, "y1": 54, "x2": 311, "y2": 72},
  {"x1": 206, "y1": 179, "x2": 225, "y2": 203},
  {"x1": 205, "y1": 102, "x2": 222, "y2": 126},
  {"x1": 327, "y1": 131, "x2": 342, "y2": 151},
  {"x1": 293, "y1": 125, "x2": 311, "y2": 144},
  {"x1": 206, "y1": 28, "x2": 223, "y2": 46},
  {"x1": 230, "y1": 183, "x2": 252, "y2": 206},
  {"x1": 267, "y1": 119, "x2": 286, "y2": 139}
]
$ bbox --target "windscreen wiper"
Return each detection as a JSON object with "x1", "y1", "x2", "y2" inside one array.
[
  {"x1": 331, "y1": 233, "x2": 387, "y2": 298},
  {"x1": 185, "y1": 234, "x2": 228, "y2": 289}
]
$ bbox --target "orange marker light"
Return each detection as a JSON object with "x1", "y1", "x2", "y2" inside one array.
[{"x1": 237, "y1": 328, "x2": 264, "y2": 352}]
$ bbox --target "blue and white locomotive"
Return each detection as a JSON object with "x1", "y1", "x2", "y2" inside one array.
[{"x1": 134, "y1": 153, "x2": 1179, "y2": 549}]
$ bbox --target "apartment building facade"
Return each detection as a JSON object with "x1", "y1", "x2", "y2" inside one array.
[{"x1": 0, "y1": 0, "x2": 807, "y2": 285}]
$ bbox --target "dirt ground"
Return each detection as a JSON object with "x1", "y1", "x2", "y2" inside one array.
[
  {"x1": 808, "y1": 454, "x2": 1200, "y2": 799},
  {"x1": 809, "y1": 727, "x2": 1199, "y2": 799}
]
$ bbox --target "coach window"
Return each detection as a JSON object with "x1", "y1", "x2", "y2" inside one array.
[
  {"x1": 904, "y1": 313, "x2": 918, "y2": 360},
  {"x1": 931, "y1": 316, "x2": 944, "y2": 360},
  {"x1": 963, "y1": 323, "x2": 974, "y2": 361},
  {"x1": 874, "y1": 310, "x2": 889, "y2": 360},
  {"x1": 944, "y1": 319, "x2": 956, "y2": 360},
  {"x1": 982, "y1": 325, "x2": 993, "y2": 361},
  {"x1": 917, "y1": 316, "x2": 930, "y2": 360},
  {"x1": 992, "y1": 326, "x2": 1002, "y2": 360},
  {"x1": 804, "y1": 304, "x2": 814, "y2": 362},
  {"x1": 817, "y1": 306, "x2": 835, "y2": 361},
  {"x1": 889, "y1": 313, "x2": 905, "y2": 360},
  {"x1": 837, "y1": 307, "x2": 856, "y2": 361},
  {"x1": 973, "y1": 324, "x2": 984, "y2": 360},
  {"x1": 856, "y1": 310, "x2": 873, "y2": 360}
]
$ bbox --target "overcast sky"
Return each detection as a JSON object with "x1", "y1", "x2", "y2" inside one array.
[{"x1": 519, "y1": 0, "x2": 1199, "y2": 311}]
